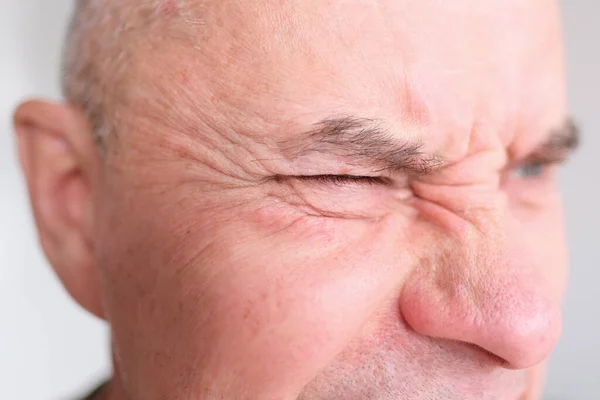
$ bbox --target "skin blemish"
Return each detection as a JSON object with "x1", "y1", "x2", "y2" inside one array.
[
  {"x1": 160, "y1": 1, "x2": 178, "y2": 15},
  {"x1": 179, "y1": 69, "x2": 190, "y2": 84}
]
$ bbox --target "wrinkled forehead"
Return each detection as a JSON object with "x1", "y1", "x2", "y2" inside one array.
[{"x1": 127, "y1": 0, "x2": 565, "y2": 153}]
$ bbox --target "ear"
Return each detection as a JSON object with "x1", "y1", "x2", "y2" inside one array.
[{"x1": 14, "y1": 100, "x2": 104, "y2": 319}]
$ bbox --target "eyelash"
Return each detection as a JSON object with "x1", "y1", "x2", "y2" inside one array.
[
  {"x1": 298, "y1": 174, "x2": 388, "y2": 186},
  {"x1": 298, "y1": 159, "x2": 557, "y2": 187}
]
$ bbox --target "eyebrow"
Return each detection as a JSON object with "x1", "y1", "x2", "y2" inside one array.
[
  {"x1": 528, "y1": 118, "x2": 580, "y2": 163},
  {"x1": 278, "y1": 116, "x2": 442, "y2": 175},
  {"x1": 278, "y1": 116, "x2": 580, "y2": 174}
]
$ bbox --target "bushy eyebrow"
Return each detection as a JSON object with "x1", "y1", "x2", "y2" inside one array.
[
  {"x1": 276, "y1": 116, "x2": 579, "y2": 174},
  {"x1": 278, "y1": 116, "x2": 443, "y2": 175},
  {"x1": 528, "y1": 118, "x2": 580, "y2": 163}
]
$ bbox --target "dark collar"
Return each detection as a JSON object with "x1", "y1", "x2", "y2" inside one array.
[{"x1": 82, "y1": 382, "x2": 108, "y2": 400}]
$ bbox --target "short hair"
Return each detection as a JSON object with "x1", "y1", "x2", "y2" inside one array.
[{"x1": 61, "y1": 1, "x2": 204, "y2": 147}]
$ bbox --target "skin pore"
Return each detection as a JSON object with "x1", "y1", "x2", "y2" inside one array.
[{"x1": 14, "y1": 0, "x2": 578, "y2": 399}]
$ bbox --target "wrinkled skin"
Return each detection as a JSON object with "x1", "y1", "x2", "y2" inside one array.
[{"x1": 14, "y1": 0, "x2": 572, "y2": 399}]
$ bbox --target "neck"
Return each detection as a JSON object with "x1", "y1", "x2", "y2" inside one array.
[
  {"x1": 95, "y1": 356, "x2": 130, "y2": 400},
  {"x1": 96, "y1": 376, "x2": 130, "y2": 400}
]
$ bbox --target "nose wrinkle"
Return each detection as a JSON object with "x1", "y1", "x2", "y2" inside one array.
[{"x1": 399, "y1": 234, "x2": 562, "y2": 370}]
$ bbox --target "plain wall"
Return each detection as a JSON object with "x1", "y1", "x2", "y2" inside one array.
[{"x1": 0, "y1": 1, "x2": 597, "y2": 399}]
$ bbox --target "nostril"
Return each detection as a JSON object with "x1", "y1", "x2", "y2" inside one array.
[
  {"x1": 465, "y1": 342, "x2": 511, "y2": 368},
  {"x1": 400, "y1": 265, "x2": 563, "y2": 370},
  {"x1": 441, "y1": 339, "x2": 511, "y2": 368}
]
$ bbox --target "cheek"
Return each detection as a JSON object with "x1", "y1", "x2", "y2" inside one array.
[
  {"x1": 531, "y1": 203, "x2": 568, "y2": 300},
  {"x1": 508, "y1": 192, "x2": 568, "y2": 300},
  {"x1": 96, "y1": 179, "x2": 418, "y2": 397},
  {"x1": 172, "y1": 212, "x2": 413, "y2": 396}
]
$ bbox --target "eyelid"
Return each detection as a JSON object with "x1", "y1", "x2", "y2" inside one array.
[
  {"x1": 502, "y1": 156, "x2": 560, "y2": 184},
  {"x1": 292, "y1": 174, "x2": 391, "y2": 186},
  {"x1": 515, "y1": 146, "x2": 573, "y2": 167},
  {"x1": 506, "y1": 152, "x2": 565, "y2": 177}
]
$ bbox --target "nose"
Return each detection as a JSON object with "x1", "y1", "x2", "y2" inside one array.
[{"x1": 399, "y1": 230, "x2": 562, "y2": 370}]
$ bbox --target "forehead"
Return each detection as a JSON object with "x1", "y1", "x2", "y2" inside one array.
[{"x1": 130, "y1": 0, "x2": 565, "y2": 157}]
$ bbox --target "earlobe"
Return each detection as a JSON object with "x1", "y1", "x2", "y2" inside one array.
[{"x1": 13, "y1": 100, "x2": 105, "y2": 319}]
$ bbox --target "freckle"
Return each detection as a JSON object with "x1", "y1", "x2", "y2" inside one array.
[
  {"x1": 179, "y1": 69, "x2": 190, "y2": 84},
  {"x1": 243, "y1": 303, "x2": 252, "y2": 320},
  {"x1": 160, "y1": 1, "x2": 178, "y2": 15}
]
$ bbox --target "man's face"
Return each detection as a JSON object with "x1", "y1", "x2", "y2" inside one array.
[{"x1": 20, "y1": 0, "x2": 574, "y2": 399}]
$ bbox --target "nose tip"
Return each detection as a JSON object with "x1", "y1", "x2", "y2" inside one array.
[
  {"x1": 485, "y1": 296, "x2": 562, "y2": 370},
  {"x1": 400, "y1": 268, "x2": 562, "y2": 370}
]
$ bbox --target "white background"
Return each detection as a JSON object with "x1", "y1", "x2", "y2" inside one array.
[{"x1": 0, "y1": 1, "x2": 598, "y2": 399}]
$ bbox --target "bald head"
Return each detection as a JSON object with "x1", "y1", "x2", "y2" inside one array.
[{"x1": 63, "y1": 0, "x2": 564, "y2": 151}]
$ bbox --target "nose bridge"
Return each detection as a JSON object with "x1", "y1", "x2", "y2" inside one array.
[{"x1": 400, "y1": 215, "x2": 562, "y2": 370}]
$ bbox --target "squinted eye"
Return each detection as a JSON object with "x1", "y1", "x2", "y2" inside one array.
[
  {"x1": 301, "y1": 175, "x2": 388, "y2": 186},
  {"x1": 513, "y1": 162, "x2": 550, "y2": 179}
]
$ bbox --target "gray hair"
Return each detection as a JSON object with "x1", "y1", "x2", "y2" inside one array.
[{"x1": 61, "y1": 1, "x2": 204, "y2": 147}]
